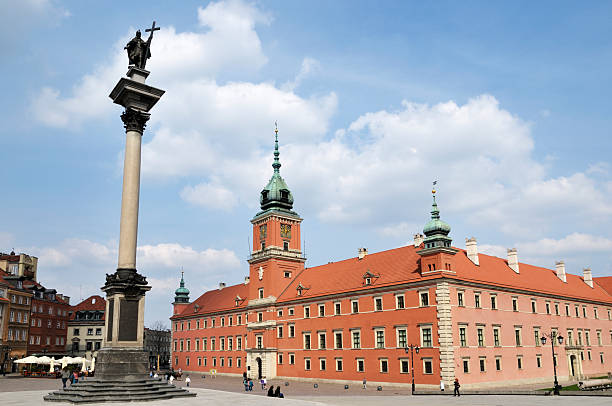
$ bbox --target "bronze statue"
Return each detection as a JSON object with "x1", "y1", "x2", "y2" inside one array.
[{"x1": 125, "y1": 21, "x2": 160, "y2": 69}]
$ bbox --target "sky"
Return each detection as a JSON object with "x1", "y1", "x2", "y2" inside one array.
[{"x1": 1, "y1": 0, "x2": 612, "y2": 326}]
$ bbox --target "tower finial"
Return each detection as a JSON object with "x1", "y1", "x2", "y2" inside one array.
[{"x1": 273, "y1": 122, "x2": 281, "y2": 173}]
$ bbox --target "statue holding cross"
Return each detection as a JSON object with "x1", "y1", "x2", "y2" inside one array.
[{"x1": 125, "y1": 21, "x2": 160, "y2": 69}]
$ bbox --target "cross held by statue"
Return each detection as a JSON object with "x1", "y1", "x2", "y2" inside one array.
[{"x1": 146, "y1": 21, "x2": 160, "y2": 35}]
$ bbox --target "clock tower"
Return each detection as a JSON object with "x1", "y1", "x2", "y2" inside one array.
[{"x1": 248, "y1": 127, "x2": 305, "y2": 300}]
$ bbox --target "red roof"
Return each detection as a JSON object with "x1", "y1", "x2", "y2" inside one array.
[
  {"x1": 278, "y1": 245, "x2": 612, "y2": 304},
  {"x1": 174, "y1": 282, "x2": 249, "y2": 318},
  {"x1": 69, "y1": 295, "x2": 106, "y2": 320},
  {"x1": 594, "y1": 277, "x2": 612, "y2": 296}
]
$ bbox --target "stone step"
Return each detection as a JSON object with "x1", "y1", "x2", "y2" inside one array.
[
  {"x1": 68, "y1": 382, "x2": 170, "y2": 390},
  {"x1": 55, "y1": 387, "x2": 186, "y2": 396},
  {"x1": 44, "y1": 381, "x2": 196, "y2": 403},
  {"x1": 43, "y1": 390, "x2": 196, "y2": 404}
]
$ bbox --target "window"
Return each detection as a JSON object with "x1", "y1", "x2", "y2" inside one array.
[
  {"x1": 517, "y1": 356, "x2": 523, "y2": 369},
  {"x1": 278, "y1": 354, "x2": 283, "y2": 364},
  {"x1": 351, "y1": 300, "x2": 359, "y2": 313},
  {"x1": 320, "y1": 358, "x2": 326, "y2": 371},
  {"x1": 515, "y1": 328, "x2": 522, "y2": 346},
  {"x1": 277, "y1": 310, "x2": 283, "y2": 317},
  {"x1": 477, "y1": 327, "x2": 485, "y2": 347},
  {"x1": 400, "y1": 359, "x2": 409, "y2": 373},
  {"x1": 474, "y1": 293, "x2": 481, "y2": 308},
  {"x1": 304, "y1": 333, "x2": 311, "y2": 350},
  {"x1": 578, "y1": 331, "x2": 583, "y2": 346},
  {"x1": 457, "y1": 291, "x2": 464, "y2": 307},
  {"x1": 374, "y1": 297, "x2": 383, "y2": 311},
  {"x1": 74, "y1": 328, "x2": 80, "y2": 336},
  {"x1": 490, "y1": 295, "x2": 497, "y2": 310},
  {"x1": 228, "y1": 337, "x2": 233, "y2": 350},
  {"x1": 375, "y1": 330, "x2": 385, "y2": 348},
  {"x1": 565, "y1": 304, "x2": 570, "y2": 316},
  {"x1": 423, "y1": 359, "x2": 433, "y2": 374},
  {"x1": 212, "y1": 357, "x2": 217, "y2": 367},
  {"x1": 479, "y1": 358, "x2": 486, "y2": 372},
  {"x1": 420, "y1": 292, "x2": 429, "y2": 307},
  {"x1": 352, "y1": 330, "x2": 361, "y2": 349},
  {"x1": 334, "y1": 302, "x2": 341, "y2": 315},
  {"x1": 289, "y1": 324, "x2": 295, "y2": 338},
  {"x1": 583, "y1": 306, "x2": 587, "y2": 318},
  {"x1": 567, "y1": 330, "x2": 573, "y2": 345},
  {"x1": 336, "y1": 358, "x2": 343, "y2": 371},
  {"x1": 600, "y1": 353, "x2": 604, "y2": 364},
  {"x1": 202, "y1": 337, "x2": 208, "y2": 350},
  {"x1": 597, "y1": 331, "x2": 602, "y2": 346},
  {"x1": 335, "y1": 332, "x2": 343, "y2": 349},
  {"x1": 95, "y1": 328, "x2": 101, "y2": 336},
  {"x1": 258, "y1": 288, "x2": 264, "y2": 299},
  {"x1": 536, "y1": 355, "x2": 542, "y2": 368},
  {"x1": 356, "y1": 359, "x2": 365, "y2": 372},
  {"x1": 459, "y1": 326, "x2": 467, "y2": 347},
  {"x1": 318, "y1": 304, "x2": 325, "y2": 317},
  {"x1": 463, "y1": 358, "x2": 470, "y2": 373},
  {"x1": 289, "y1": 354, "x2": 295, "y2": 365},
  {"x1": 288, "y1": 307, "x2": 294, "y2": 316},
  {"x1": 575, "y1": 305, "x2": 580, "y2": 317},
  {"x1": 534, "y1": 329, "x2": 540, "y2": 346},
  {"x1": 531, "y1": 300, "x2": 536, "y2": 313},
  {"x1": 256, "y1": 335, "x2": 263, "y2": 349},
  {"x1": 594, "y1": 308, "x2": 598, "y2": 319},
  {"x1": 380, "y1": 359, "x2": 389, "y2": 373},
  {"x1": 318, "y1": 332, "x2": 326, "y2": 349},
  {"x1": 396, "y1": 295, "x2": 405, "y2": 309},
  {"x1": 585, "y1": 331, "x2": 591, "y2": 346},
  {"x1": 421, "y1": 327, "x2": 433, "y2": 347},
  {"x1": 587, "y1": 350, "x2": 592, "y2": 361},
  {"x1": 283, "y1": 241, "x2": 289, "y2": 251},
  {"x1": 546, "y1": 303, "x2": 551, "y2": 314},
  {"x1": 495, "y1": 357, "x2": 502, "y2": 371},
  {"x1": 87, "y1": 328, "x2": 93, "y2": 336},
  {"x1": 305, "y1": 358, "x2": 311, "y2": 371},
  {"x1": 555, "y1": 303, "x2": 560, "y2": 315},
  {"x1": 211, "y1": 338, "x2": 216, "y2": 350},
  {"x1": 277, "y1": 326, "x2": 283, "y2": 338},
  {"x1": 397, "y1": 328, "x2": 407, "y2": 348},
  {"x1": 304, "y1": 306, "x2": 310, "y2": 318},
  {"x1": 284, "y1": 271, "x2": 291, "y2": 278},
  {"x1": 237, "y1": 315, "x2": 241, "y2": 325}
]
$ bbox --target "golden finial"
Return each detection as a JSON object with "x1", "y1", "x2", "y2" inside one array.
[
  {"x1": 432, "y1": 180, "x2": 437, "y2": 195},
  {"x1": 274, "y1": 121, "x2": 278, "y2": 136}
]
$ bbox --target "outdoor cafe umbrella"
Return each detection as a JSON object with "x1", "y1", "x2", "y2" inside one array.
[
  {"x1": 14, "y1": 356, "x2": 40, "y2": 364},
  {"x1": 90, "y1": 357, "x2": 95, "y2": 372},
  {"x1": 49, "y1": 357, "x2": 55, "y2": 373},
  {"x1": 37, "y1": 356, "x2": 52, "y2": 365}
]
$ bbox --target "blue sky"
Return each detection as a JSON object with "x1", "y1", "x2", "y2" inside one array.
[{"x1": 1, "y1": 0, "x2": 611, "y2": 326}]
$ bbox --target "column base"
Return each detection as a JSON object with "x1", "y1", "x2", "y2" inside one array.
[{"x1": 94, "y1": 347, "x2": 149, "y2": 381}]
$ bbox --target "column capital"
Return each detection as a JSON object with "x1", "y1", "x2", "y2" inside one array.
[{"x1": 121, "y1": 108, "x2": 151, "y2": 134}]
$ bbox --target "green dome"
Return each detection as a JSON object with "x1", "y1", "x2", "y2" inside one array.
[
  {"x1": 174, "y1": 272, "x2": 190, "y2": 303},
  {"x1": 423, "y1": 198, "x2": 451, "y2": 236},
  {"x1": 260, "y1": 129, "x2": 294, "y2": 211}
]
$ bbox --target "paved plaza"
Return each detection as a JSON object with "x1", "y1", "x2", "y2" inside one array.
[{"x1": 1, "y1": 375, "x2": 611, "y2": 405}]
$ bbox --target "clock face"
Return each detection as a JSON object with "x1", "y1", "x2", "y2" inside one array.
[
  {"x1": 280, "y1": 224, "x2": 292, "y2": 239},
  {"x1": 259, "y1": 224, "x2": 267, "y2": 240}
]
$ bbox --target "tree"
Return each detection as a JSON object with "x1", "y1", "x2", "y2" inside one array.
[{"x1": 146, "y1": 321, "x2": 170, "y2": 370}]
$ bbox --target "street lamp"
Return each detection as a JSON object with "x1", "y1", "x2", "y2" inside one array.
[
  {"x1": 404, "y1": 344, "x2": 420, "y2": 394},
  {"x1": 540, "y1": 332, "x2": 564, "y2": 395}
]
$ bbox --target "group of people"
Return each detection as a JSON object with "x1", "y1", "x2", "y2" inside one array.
[
  {"x1": 60, "y1": 367, "x2": 83, "y2": 388},
  {"x1": 240, "y1": 373, "x2": 283, "y2": 398}
]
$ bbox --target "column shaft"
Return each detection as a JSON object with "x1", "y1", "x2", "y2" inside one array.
[{"x1": 118, "y1": 129, "x2": 142, "y2": 270}]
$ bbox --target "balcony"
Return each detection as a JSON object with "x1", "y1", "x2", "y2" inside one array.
[
  {"x1": 247, "y1": 296, "x2": 277, "y2": 307},
  {"x1": 246, "y1": 320, "x2": 276, "y2": 330},
  {"x1": 249, "y1": 246, "x2": 305, "y2": 262}
]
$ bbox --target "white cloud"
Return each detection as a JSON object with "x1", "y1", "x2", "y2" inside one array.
[
  {"x1": 33, "y1": 0, "x2": 271, "y2": 129},
  {"x1": 180, "y1": 181, "x2": 238, "y2": 211},
  {"x1": 282, "y1": 57, "x2": 321, "y2": 92},
  {"x1": 137, "y1": 243, "x2": 240, "y2": 272}
]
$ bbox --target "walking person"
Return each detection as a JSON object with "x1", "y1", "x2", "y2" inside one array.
[
  {"x1": 261, "y1": 376, "x2": 266, "y2": 390},
  {"x1": 185, "y1": 375, "x2": 191, "y2": 387},
  {"x1": 169, "y1": 374, "x2": 175, "y2": 385},
  {"x1": 440, "y1": 380, "x2": 445, "y2": 392},
  {"x1": 72, "y1": 370, "x2": 79, "y2": 385},
  {"x1": 248, "y1": 378, "x2": 254, "y2": 391},
  {"x1": 243, "y1": 378, "x2": 249, "y2": 391},
  {"x1": 453, "y1": 378, "x2": 460, "y2": 396},
  {"x1": 362, "y1": 378, "x2": 367, "y2": 389},
  {"x1": 61, "y1": 368, "x2": 70, "y2": 388}
]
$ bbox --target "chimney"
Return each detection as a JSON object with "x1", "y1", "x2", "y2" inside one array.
[
  {"x1": 555, "y1": 261, "x2": 566, "y2": 283},
  {"x1": 244, "y1": 276, "x2": 250, "y2": 285},
  {"x1": 507, "y1": 248, "x2": 519, "y2": 273},
  {"x1": 414, "y1": 234, "x2": 424, "y2": 247},
  {"x1": 583, "y1": 268, "x2": 593, "y2": 288},
  {"x1": 358, "y1": 248, "x2": 368, "y2": 260},
  {"x1": 465, "y1": 237, "x2": 479, "y2": 266},
  {"x1": 219, "y1": 282, "x2": 226, "y2": 290},
  {"x1": 63, "y1": 295, "x2": 70, "y2": 304}
]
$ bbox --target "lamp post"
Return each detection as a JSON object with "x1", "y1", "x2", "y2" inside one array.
[
  {"x1": 404, "y1": 344, "x2": 420, "y2": 394},
  {"x1": 540, "y1": 331, "x2": 564, "y2": 395}
]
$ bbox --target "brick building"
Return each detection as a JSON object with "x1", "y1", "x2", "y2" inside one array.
[
  {"x1": 26, "y1": 283, "x2": 70, "y2": 357},
  {"x1": 66, "y1": 295, "x2": 105, "y2": 360},
  {"x1": 0, "y1": 270, "x2": 32, "y2": 372},
  {"x1": 170, "y1": 135, "x2": 612, "y2": 388}
]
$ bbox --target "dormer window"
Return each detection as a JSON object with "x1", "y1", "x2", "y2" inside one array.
[
  {"x1": 362, "y1": 270, "x2": 379, "y2": 286},
  {"x1": 296, "y1": 283, "x2": 309, "y2": 297},
  {"x1": 280, "y1": 190, "x2": 289, "y2": 201},
  {"x1": 261, "y1": 190, "x2": 268, "y2": 201},
  {"x1": 365, "y1": 277, "x2": 371, "y2": 285}
]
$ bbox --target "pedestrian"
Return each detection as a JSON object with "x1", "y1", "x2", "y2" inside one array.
[
  {"x1": 440, "y1": 380, "x2": 445, "y2": 392},
  {"x1": 169, "y1": 374, "x2": 175, "y2": 385},
  {"x1": 362, "y1": 378, "x2": 367, "y2": 389},
  {"x1": 73, "y1": 370, "x2": 79, "y2": 384},
  {"x1": 267, "y1": 385, "x2": 275, "y2": 397},
  {"x1": 274, "y1": 386, "x2": 283, "y2": 398},
  {"x1": 261, "y1": 376, "x2": 267, "y2": 390},
  {"x1": 243, "y1": 378, "x2": 249, "y2": 391},
  {"x1": 453, "y1": 378, "x2": 460, "y2": 396},
  {"x1": 61, "y1": 368, "x2": 70, "y2": 388},
  {"x1": 149, "y1": 370, "x2": 153, "y2": 378},
  {"x1": 185, "y1": 375, "x2": 191, "y2": 387},
  {"x1": 153, "y1": 372, "x2": 159, "y2": 379},
  {"x1": 248, "y1": 378, "x2": 254, "y2": 391}
]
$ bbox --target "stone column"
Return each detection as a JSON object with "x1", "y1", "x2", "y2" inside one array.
[
  {"x1": 95, "y1": 67, "x2": 164, "y2": 381},
  {"x1": 117, "y1": 108, "x2": 149, "y2": 271}
]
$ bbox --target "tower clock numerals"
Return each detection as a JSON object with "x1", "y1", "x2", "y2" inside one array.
[
  {"x1": 259, "y1": 224, "x2": 267, "y2": 240},
  {"x1": 280, "y1": 224, "x2": 292, "y2": 239}
]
